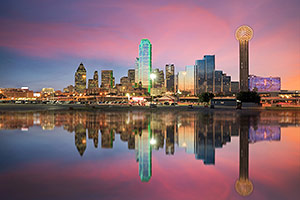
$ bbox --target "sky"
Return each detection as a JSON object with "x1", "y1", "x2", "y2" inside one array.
[{"x1": 0, "y1": 0, "x2": 299, "y2": 91}]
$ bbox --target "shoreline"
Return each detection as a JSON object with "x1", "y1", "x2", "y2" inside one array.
[{"x1": 0, "y1": 104, "x2": 299, "y2": 112}]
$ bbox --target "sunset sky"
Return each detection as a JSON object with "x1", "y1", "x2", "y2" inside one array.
[{"x1": 0, "y1": 0, "x2": 299, "y2": 91}]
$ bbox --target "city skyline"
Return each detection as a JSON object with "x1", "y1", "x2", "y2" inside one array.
[{"x1": 0, "y1": 0, "x2": 299, "y2": 91}]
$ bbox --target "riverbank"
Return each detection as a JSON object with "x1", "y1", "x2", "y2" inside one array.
[{"x1": 0, "y1": 103, "x2": 299, "y2": 111}]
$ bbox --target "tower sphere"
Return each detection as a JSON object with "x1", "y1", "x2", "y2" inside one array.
[
  {"x1": 235, "y1": 25, "x2": 253, "y2": 41},
  {"x1": 235, "y1": 179, "x2": 253, "y2": 196}
]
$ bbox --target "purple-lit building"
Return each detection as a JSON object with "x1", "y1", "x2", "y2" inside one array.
[{"x1": 249, "y1": 75, "x2": 281, "y2": 92}]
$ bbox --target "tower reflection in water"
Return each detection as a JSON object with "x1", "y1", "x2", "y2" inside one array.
[
  {"x1": 235, "y1": 113, "x2": 254, "y2": 196},
  {"x1": 0, "y1": 110, "x2": 290, "y2": 195}
]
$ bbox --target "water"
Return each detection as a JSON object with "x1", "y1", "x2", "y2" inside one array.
[{"x1": 0, "y1": 110, "x2": 299, "y2": 200}]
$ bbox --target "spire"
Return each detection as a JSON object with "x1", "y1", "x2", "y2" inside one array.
[{"x1": 77, "y1": 62, "x2": 86, "y2": 72}]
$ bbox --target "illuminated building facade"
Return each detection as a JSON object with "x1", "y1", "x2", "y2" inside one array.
[
  {"x1": 88, "y1": 71, "x2": 99, "y2": 89},
  {"x1": 152, "y1": 68, "x2": 164, "y2": 88},
  {"x1": 137, "y1": 39, "x2": 152, "y2": 92},
  {"x1": 75, "y1": 63, "x2": 87, "y2": 93},
  {"x1": 0, "y1": 88, "x2": 34, "y2": 99},
  {"x1": 249, "y1": 75, "x2": 281, "y2": 92},
  {"x1": 101, "y1": 70, "x2": 114, "y2": 89},
  {"x1": 165, "y1": 64, "x2": 175, "y2": 92},
  {"x1": 128, "y1": 69, "x2": 135, "y2": 86},
  {"x1": 120, "y1": 76, "x2": 130, "y2": 85},
  {"x1": 63, "y1": 85, "x2": 75, "y2": 93},
  {"x1": 235, "y1": 25, "x2": 253, "y2": 92}
]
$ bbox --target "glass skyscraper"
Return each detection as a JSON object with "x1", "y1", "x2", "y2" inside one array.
[
  {"x1": 195, "y1": 59, "x2": 205, "y2": 95},
  {"x1": 178, "y1": 65, "x2": 195, "y2": 95},
  {"x1": 204, "y1": 55, "x2": 215, "y2": 93},
  {"x1": 195, "y1": 55, "x2": 215, "y2": 94},
  {"x1": 165, "y1": 64, "x2": 175, "y2": 92},
  {"x1": 214, "y1": 70, "x2": 223, "y2": 93},
  {"x1": 137, "y1": 39, "x2": 152, "y2": 93}
]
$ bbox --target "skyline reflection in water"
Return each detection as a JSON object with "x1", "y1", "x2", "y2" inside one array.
[{"x1": 0, "y1": 110, "x2": 299, "y2": 200}]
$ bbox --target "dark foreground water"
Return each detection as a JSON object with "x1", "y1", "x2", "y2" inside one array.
[{"x1": 0, "y1": 110, "x2": 299, "y2": 200}]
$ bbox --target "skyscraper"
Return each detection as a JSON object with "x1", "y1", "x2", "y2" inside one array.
[
  {"x1": 235, "y1": 25, "x2": 253, "y2": 92},
  {"x1": 195, "y1": 59, "x2": 205, "y2": 95},
  {"x1": 195, "y1": 55, "x2": 215, "y2": 94},
  {"x1": 88, "y1": 71, "x2": 98, "y2": 89},
  {"x1": 222, "y1": 74, "x2": 231, "y2": 93},
  {"x1": 214, "y1": 70, "x2": 223, "y2": 93},
  {"x1": 134, "y1": 57, "x2": 139, "y2": 86},
  {"x1": 75, "y1": 63, "x2": 87, "y2": 93},
  {"x1": 137, "y1": 39, "x2": 152, "y2": 93},
  {"x1": 204, "y1": 55, "x2": 215, "y2": 93},
  {"x1": 101, "y1": 70, "x2": 114, "y2": 89},
  {"x1": 178, "y1": 66, "x2": 195, "y2": 95},
  {"x1": 152, "y1": 68, "x2": 164, "y2": 88},
  {"x1": 128, "y1": 69, "x2": 135, "y2": 86},
  {"x1": 165, "y1": 64, "x2": 175, "y2": 92}
]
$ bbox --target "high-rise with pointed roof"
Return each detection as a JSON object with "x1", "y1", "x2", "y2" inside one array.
[{"x1": 75, "y1": 63, "x2": 87, "y2": 93}]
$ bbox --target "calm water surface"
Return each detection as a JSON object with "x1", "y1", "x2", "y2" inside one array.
[{"x1": 0, "y1": 110, "x2": 299, "y2": 200}]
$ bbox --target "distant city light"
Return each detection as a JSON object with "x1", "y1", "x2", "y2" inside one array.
[
  {"x1": 33, "y1": 93, "x2": 41, "y2": 97},
  {"x1": 132, "y1": 97, "x2": 144, "y2": 101},
  {"x1": 21, "y1": 87, "x2": 29, "y2": 90}
]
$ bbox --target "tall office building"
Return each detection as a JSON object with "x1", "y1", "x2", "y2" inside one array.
[
  {"x1": 204, "y1": 55, "x2": 215, "y2": 93},
  {"x1": 178, "y1": 66, "x2": 195, "y2": 95},
  {"x1": 137, "y1": 39, "x2": 152, "y2": 93},
  {"x1": 195, "y1": 55, "x2": 215, "y2": 94},
  {"x1": 134, "y1": 57, "x2": 139, "y2": 86},
  {"x1": 88, "y1": 71, "x2": 98, "y2": 89},
  {"x1": 165, "y1": 64, "x2": 175, "y2": 92},
  {"x1": 152, "y1": 68, "x2": 164, "y2": 88},
  {"x1": 101, "y1": 70, "x2": 114, "y2": 89},
  {"x1": 222, "y1": 74, "x2": 231, "y2": 93},
  {"x1": 195, "y1": 59, "x2": 205, "y2": 94},
  {"x1": 75, "y1": 63, "x2": 87, "y2": 93},
  {"x1": 235, "y1": 25, "x2": 253, "y2": 92},
  {"x1": 128, "y1": 69, "x2": 135, "y2": 85},
  {"x1": 214, "y1": 70, "x2": 223, "y2": 93}
]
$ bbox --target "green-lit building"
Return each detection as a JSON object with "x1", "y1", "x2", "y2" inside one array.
[
  {"x1": 101, "y1": 70, "x2": 115, "y2": 89},
  {"x1": 136, "y1": 39, "x2": 152, "y2": 93}
]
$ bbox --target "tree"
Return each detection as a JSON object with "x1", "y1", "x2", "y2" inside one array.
[
  {"x1": 237, "y1": 91, "x2": 261, "y2": 103},
  {"x1": 198, "y1": 92, "x2": 214, "y2": 103}
]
